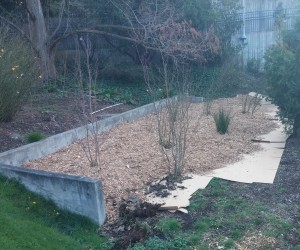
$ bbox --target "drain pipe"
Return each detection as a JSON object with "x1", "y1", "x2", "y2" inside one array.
[
  {"x1": 240, "y1": 0, "x2": 247, "y2": 43},
  {"x1": 239, "y1": 0, "x2": 247, "y2": 67}
]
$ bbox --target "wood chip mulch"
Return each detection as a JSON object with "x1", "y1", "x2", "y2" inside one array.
[{"x1": 24, "y1": 96, "x2": 278, "y2": 224}]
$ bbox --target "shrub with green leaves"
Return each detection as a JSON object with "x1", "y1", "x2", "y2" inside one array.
[
  {"x1": 247, "y1": 58, "x2": 261, "y2": 75},
  {"x1": 214, "y1": 108, "x2": 231, "y2": 134},
  {"x1": 0, "y1": 28, "x2": 39, "y2": 122},
  {"x1": 265, "y1": 18, "x2": 300, "y2": 137}
]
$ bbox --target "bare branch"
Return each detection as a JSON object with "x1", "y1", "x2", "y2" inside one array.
[
  {"x1": 114, "y1": 0, "x2": 220, "y2": 62},
  {"x1": 0, "y1": 15, "x2": 31, "y2": 43},
  {"x1": 50, "y1": 28, "x2": 140, "y2": 50},
  {"x1": 49, "y1": 0, "x2": 67, "y2": 40}
]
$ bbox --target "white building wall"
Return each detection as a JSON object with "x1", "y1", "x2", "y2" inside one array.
[{"x1": 234, "y1": 0, "x2": 299, "y2": 66}]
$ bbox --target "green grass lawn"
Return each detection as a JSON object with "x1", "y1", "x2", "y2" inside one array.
[
  {"x1": 2, "y1": 175, "x2": 300, "y2": 250},
  {"x1": 0, "y1": 175, "x2": 111, "y2": 250},
  {"x1": 126, "y1": 178, "x2": 300, "y2": 250}
]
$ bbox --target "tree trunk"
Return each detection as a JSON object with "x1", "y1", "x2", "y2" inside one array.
[{"x1": 26, "y1": 0, "x2": 56, "y2": 79}]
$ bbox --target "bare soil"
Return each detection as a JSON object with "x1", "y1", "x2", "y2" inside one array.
[
  {"x1": 23, "y1": 96, "x2": 278, "y2": 223},
  {"x1": 0, "y1": 92, "x2": 135, "y2": 153}
]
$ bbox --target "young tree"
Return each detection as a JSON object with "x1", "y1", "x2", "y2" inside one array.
[{"x1": 119, "y1": 0, "x2": 220, "y2": 180}]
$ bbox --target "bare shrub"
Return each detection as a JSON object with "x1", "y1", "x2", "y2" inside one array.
[
  {"x1": 203, "y1": 99, "x2": 213, "y2": 116},
  {"x1": 153, "y1": 68, "x2": 192, "y2": 179},
  {"x1": 241, "y1": 93, "x2": 262, "y2": 115},
  {"x1": 120, "y1": 0, "x2": 220, "y2": 181},
  {"x1": 74, "y1": 35, "x2": 103, "y2": 168}
]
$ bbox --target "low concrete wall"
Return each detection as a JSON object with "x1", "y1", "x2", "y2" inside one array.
[
  {"x1": 0, "y1": 99, "x2": 169, "y2": 166},
  {"x1": 0, "y1": 164, "x2": 105, "y2": 225},
  {"x1": 187, "y1": 96, "x2": 204, "y2": 103},
  {"x1": 0, "y1": 99, "x2": 168, "y2": 226},
  {"x1": 0, "y1": 96, "x2": 203, "y2": 225}
]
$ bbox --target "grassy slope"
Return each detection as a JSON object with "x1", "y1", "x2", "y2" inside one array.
[
  {"x1": 129, "y1": 178, "x2": 300, "y2": 250},
  {"x1": 0, "y1": 175, "x2": 111, "y2": 250}
]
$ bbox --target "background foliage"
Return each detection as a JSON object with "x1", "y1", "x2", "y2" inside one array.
[
  {"x1": 0, "y1": 28, "x2": 39, "y2": 122},
  {"x1": 265, "y1": 18, "x2": 300, "y2": 136}
]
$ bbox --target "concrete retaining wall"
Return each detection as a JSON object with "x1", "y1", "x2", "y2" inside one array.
[
  {"x1": 0, "y1": 96, "x2": 203, "y2": 225},
  {"x1": 0, "y1": 99, "x2": 169, "y2": 166},
  {"x1": 0, "y1": 164, "x2": 105, "y2": 225},
  {"x1": 0, "y1": 100, "x2": 168, "y2": 225}
]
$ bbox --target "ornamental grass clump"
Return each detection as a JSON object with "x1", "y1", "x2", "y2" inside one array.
[
  {"x1": 25, "y1": 132, "x2": 45, "y2": 143},
  {"x1": 214, "y1": 108, "x2": 232, "y2": 134}
]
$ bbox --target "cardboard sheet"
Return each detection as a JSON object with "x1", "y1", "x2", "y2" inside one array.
[
  {"x1": 147, "y1": 175, "x2": 212, "y2": 209},
  {"x1": 209, "y1": 121, "x2": 287, "y2": 184},
  {"x1": 147, "y1": 95, "x2": 288, "y2": 211}
]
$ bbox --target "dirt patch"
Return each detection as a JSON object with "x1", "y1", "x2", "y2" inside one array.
[
  {"x1": 236, "y1": 232, "x2": 277, "y2": 249},
  {"x1": 23, "y1": 96, "x2": 279, "y2": 223},
  {"x1": 227, "y1": 137, "x2": 300, "y2": 248},
  {"x1": 0, "y1": 92, "x2": 135, "y2": 153}
]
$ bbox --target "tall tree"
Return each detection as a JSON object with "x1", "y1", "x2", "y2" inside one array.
[{"x1": 26, "y1": 0, "x2": 56, "y2": 78}]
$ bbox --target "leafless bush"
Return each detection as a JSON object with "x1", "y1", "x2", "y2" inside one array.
[
  {"x1": 74, "y1": 35, "x2": 103, "y2": 168},
  {"x1": 153, "y1": 61, "x2": 192, "y2": 179},
  {"x1": 241, "y1": 93, "x2": 262, "y2": 115},
  {"x1": 113, "y1": 0, "x2": 220, "y2": 181},
  {"x1": 114, "y1": 0, "x2": 219, "y2": 62},
  {"x1": 203, "y1": 99, "x2": 213, "y2": 116}
]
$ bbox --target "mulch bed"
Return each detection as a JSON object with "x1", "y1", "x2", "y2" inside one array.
[{"x1": 1, "y1": 92, "x2": 299, "y2": 249}]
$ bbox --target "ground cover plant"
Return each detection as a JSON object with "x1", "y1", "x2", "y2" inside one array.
[{"x1": 0, "y1": 175, "x2": 111, "y2": 249}]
